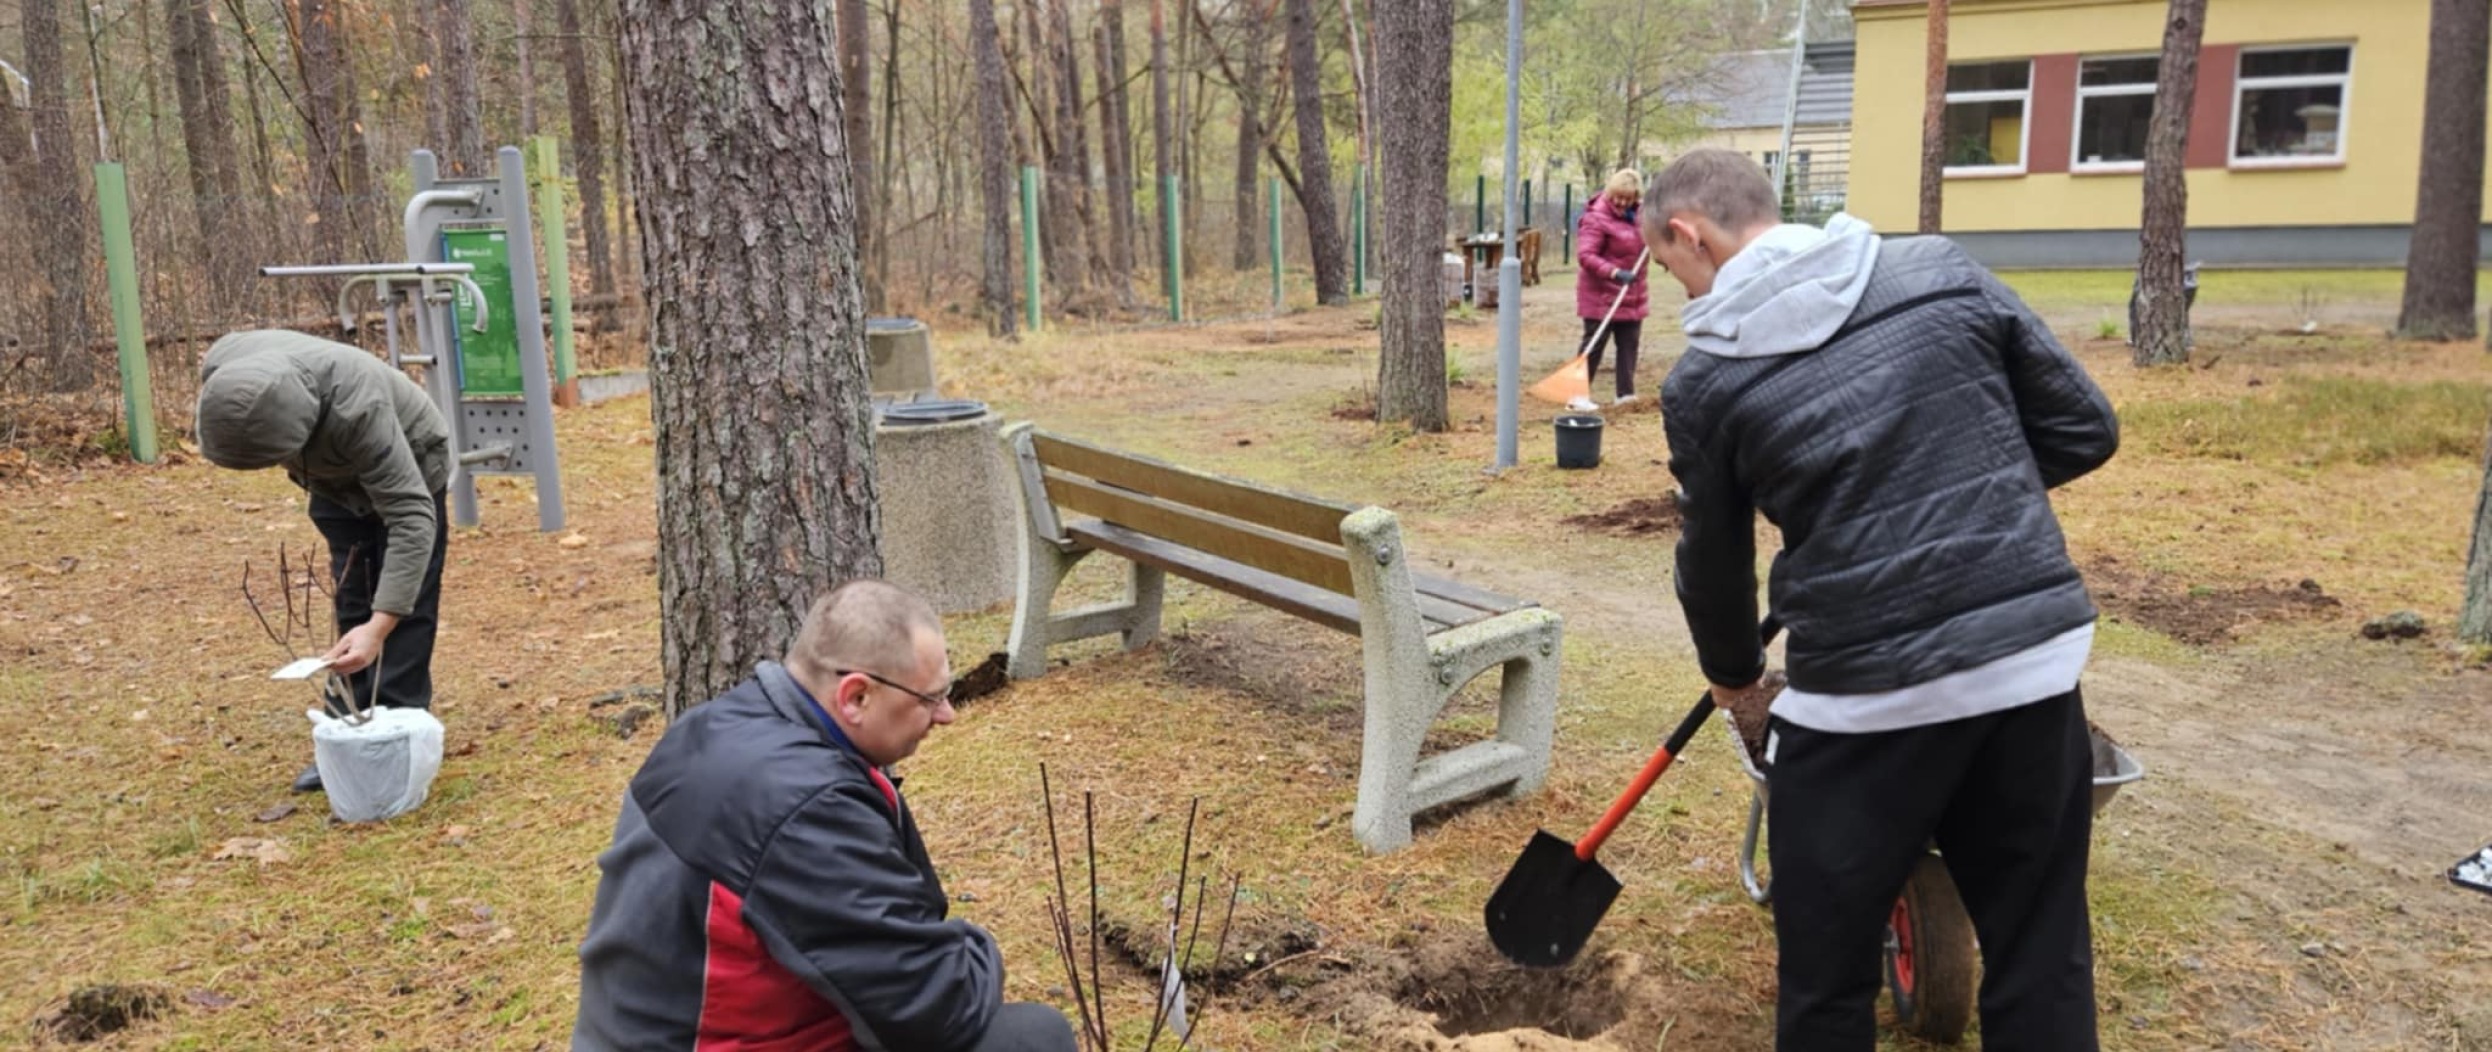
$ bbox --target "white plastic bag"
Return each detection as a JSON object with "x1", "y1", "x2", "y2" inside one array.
[{"x1": 307, "y1": 706, "x2": 445, "y2": 822}]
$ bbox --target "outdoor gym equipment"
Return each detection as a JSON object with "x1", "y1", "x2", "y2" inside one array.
[{"x1": 260, "y1": 146, "x2": 567, "y2": 533}]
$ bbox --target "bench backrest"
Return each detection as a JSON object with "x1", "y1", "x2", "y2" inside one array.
[{"x1": 1022, "y1": 431, "x2": 1362, "y2": 594}]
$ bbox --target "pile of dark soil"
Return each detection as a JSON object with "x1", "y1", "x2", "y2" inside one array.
[
  {"x1": 37, "y1": 984, "x2": 169, "y2": 1042},
  {"x1": 1560, "y1": 497, "x2": 1679, "y2": 537},
  {"x1": 2085, "y1": 556, "x2": 2341, "y2": 645}
]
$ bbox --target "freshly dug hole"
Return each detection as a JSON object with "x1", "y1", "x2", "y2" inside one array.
[{"x1": 1395, "y1": 946, "x2": 1626, "y2": 1039}]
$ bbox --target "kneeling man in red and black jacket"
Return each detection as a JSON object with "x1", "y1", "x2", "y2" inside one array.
[{"x1": 573, "y1": 579, "x2": 1075, "y2": 1052}]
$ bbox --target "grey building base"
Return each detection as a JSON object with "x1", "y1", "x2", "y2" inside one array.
[{"x1": 1938, "y1": 226, "x2": 2492, "y2": 270}]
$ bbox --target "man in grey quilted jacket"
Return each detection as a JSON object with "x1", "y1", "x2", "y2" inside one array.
[
  {"x1": 196, "y1": 329, "x2": 453, "y2": 794},
  {"x1": 1642, "y1": 150, "x2": 2119, "y2": 1050}
]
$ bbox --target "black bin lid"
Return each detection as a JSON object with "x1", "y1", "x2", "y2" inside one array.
[{"x1": 878, "y1": 399, "x2": 988, "y2": 426}]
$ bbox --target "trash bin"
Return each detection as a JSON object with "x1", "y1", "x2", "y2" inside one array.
[
  {"x1": 866, "y1": 317, "x2": 938, "y2": 400},
  {"x1": 1555, "y1": 413, "x2": 1603, "y2": 469},
  {"x1": 873, "y1": 399, "x2": 1018, "y2": 614}
]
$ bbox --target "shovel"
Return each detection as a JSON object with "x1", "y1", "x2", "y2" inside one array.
[{"x1": 1486, "y1": 620, "x2": 1778, "y2": 968}]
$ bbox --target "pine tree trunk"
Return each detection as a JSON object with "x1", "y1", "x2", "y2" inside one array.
[
  {"x1": 23, "y1": 0, "x2": 94, "y2": 391},
  {"x1": 1093, "y1": 16, "x2": 1137, "y2": 294},
  {"x1": 296, "y1": 0, "x2": 372, "y2": 261},
  {"x1": 1917, "y1": 0, "x2": 1948, "y2": 234},
  {"x1": 2398, "y1": 0, "x2": 2488, "y2": 343},
  {"x1": 436, "y1": 0, "x2": 488, "y2": 173},
  {"x1": 1229, "y1": 2, "x2": 1270, "y2": 271},
  {"x1": 556, "y1": 0, "x2": 616, "y2": 305},
  {"x1": 167, "y1": 0, "x2": 244, "y2": 299},
  {"x1": 1373, "y1": 0, "x2": 1450, "y2": 431},
  {"x1": 515, "y1": 0, "x2": 539, "y2": 136},
  {"x1": 1284, "y1": 0, "x2": 1346, "y2": 304},
  {"x1": 1151, "y1": 0, "x2": 1175, "y2": 283},
  {"x1": 836, "y1": 0, "x2": 879, "y2": 312},
  {"x1": 2132, "y1": 0, "x2": 2204, "y2": 368},
  {"x1": 1103, "y1": 0, "x2": 1141, "y2": 285},
  {"x1": 2462, "y1": 430, "x2": 2492, "y2": 644},
  {"x1": 1048, "y1": 0, "x2": 1098, "y2": 292},
  {"x1": 620, "y1": 0, "x2": 882, "y2": 718},
  {"x1": 970, "y1": 0, "x2": 1020, "y2": 336}
]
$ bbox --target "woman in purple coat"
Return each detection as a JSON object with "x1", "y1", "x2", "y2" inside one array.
[{"x1": 1572, "y1": 169, "x2": 1652, "y2": 412}]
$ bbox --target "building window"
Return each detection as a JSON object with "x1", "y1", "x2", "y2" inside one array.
[
  {"x1": 1944, "y1": 60, "x2": 2031, "y2": 175},
  {"x1": 2073, "y1": 55, "x2": 2159, "y2": 171},
  {"x1": 2233, "y1": 45, "x2": 2352, "y2": 165}
]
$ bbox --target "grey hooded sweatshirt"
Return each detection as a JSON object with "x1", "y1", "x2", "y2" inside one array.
[{"x1": 195, "y1": 330, "x2": 451, "y2": 616}]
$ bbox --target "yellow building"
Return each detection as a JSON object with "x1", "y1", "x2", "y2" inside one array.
[{"x1": 1852, "y1": 0, "x2": 2490, "y2": 266}]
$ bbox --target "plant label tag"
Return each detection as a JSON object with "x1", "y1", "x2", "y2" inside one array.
[{"x1": 272, "y1": 657, "x2": 334, "y2": 681}]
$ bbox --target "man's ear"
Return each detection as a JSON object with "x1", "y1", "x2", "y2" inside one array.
[{"x1": 831, "y1": 671, "x2": 871, "y2": 717}]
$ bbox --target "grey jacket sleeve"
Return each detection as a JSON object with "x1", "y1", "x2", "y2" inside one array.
[
  {"x1": 327, "y1": 382, "x2": 441, "y2": 616},
  {"x1": 1977, "y1": 269, "x2": 2120, "y2": 489},
  {"x1": 1663, "y1": 386, "x2": 1767, "y2": 690},
  {"x1": 743, "y1": 782, "x2": 1004, "y2": 1052}
]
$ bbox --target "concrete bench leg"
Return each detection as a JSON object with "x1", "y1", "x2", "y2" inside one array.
[{"x1": 1006, "y1": 546, "x2": 1167, "y2": 681}]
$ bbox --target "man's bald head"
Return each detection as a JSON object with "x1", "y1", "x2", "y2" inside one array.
[{"x1": 785, "y1": 579, "x2": 943, "y2": 686}]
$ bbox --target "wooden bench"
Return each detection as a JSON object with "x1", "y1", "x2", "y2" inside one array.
[{"x1": 1001, "y1": 424, "x2": 1563, "y2": 853}]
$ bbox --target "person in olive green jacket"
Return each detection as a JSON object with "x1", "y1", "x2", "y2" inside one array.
[{"x1": 196, "y1": 329, "x2": 453, "y2": 793}]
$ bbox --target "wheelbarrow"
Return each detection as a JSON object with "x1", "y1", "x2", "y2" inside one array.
[{"x1": 1721, "y1": 712, "x2": 2146, "y2": 1044}]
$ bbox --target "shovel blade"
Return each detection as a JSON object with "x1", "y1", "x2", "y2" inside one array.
[{"x1": 1483, "y1": 830, "x2": 1621, "y2": 969}]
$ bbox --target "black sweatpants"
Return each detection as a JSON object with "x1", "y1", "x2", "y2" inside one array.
[
  {"x1": 1580, "y1": 318, "x2": 1642, "y2": 398},
  {"x1": 971, "y1": 1003, "x2": 1079, "y2": 1052},
  {"x1": 310, "y1": 490, "x2": 449, "y2": 714},
  {"x1": 1766, "y1": 689, "x2": 2098, "y2": 1051}
]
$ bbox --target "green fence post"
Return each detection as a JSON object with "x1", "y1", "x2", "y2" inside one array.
[
  {"x1": 94, "y1": 162, "x2": 157, "y2": 464},
  {"x1": 1020, "y1": 165, "x2": 1043, "y2": 332},
  {"x1": 1269, "y1": 175, "x2": 1283, "y2": 311},
  {"x1": 1561, "y1": 183, "x2": 1575, "y2": 260},
  {"x1": 528, "y1": 137, "x2": 578, "y2": 395},
  {"x1": 1523, "y1": 178, "x2": 1533, "y2": 228},
  {"x1": 1351, "y1": 166, "x2": 1366, "y2": 297},
  {"x1": 1162, "y1": 172, "x2": 1184, "y2": 321},
  {"x1": 1474, "y1": 174, "x2": 1485, "y2": 234}
]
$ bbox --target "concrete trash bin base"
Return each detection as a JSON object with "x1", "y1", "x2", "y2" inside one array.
[{"x1": 874, "y1": 400, "x2": 1018, "y2": 614}]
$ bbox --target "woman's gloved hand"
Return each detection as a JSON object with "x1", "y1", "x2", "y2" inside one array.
[{"x1": 1612, "y1": 268, "x2": 1638, "y2": 284}]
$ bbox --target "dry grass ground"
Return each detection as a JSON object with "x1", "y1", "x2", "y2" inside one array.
[{"x1": 2, "y1": 270, "x2": 2488, "y2": 1050}]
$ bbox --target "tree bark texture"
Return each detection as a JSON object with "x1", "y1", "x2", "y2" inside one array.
[
  {"x1": 22, "y1": 0, "x2": 95, "y2": 390},
  {"x1": 1229, "y1": 1, "x2": 1271, "y2": 270},
  {"x1": 970, "y1": 0, "x2": 1021, "y2": 336},
  {"x1": 1093, "y1": 14, "x2": 1137, "y2": 292},
  {"x1": 2463, "y1": 431, "x2": 2492, "y2": 644},
  {"x1": 2398, "y1": 0, "x2": 2489, "y2": 343},
  {"x1": 296, "y1": 0, "x2": 374, "y2": 261},
  {"x1": 1047, "y1": 0, "x2": 1099, "y2": 291},
  {"x1": 620, "y1": 0, "x2": 884, "y2": 717},
  {"x1": 436, "y1": 0, "x2": 487, "y2": 173},
  {"x1": 515, "y1": 0, "x2": 538, "y2": 136},
  {"x1": 167, "y1": 0, "x2": 247, "y2": 298},
  {"x1": 1152, "y1": 0, "x2": 1175, "y2": 281},
  {"x1": 556, "y1": 0, "x2": 617, "y2": 303},
  {"x1": 1284, "y1": 0, "x2": 1347, "y2": 304},
  {"x1": 2132, "y1": 0, "x2": 2204, "y2": 367},
  {"x1": 1917, "y1": 0, "x2": 1947, "y2": 234},
  {"x1": 837, "y1": 0, "x2": 879, "y2": 311},
  {"x1": 1373, "y1": 0, "x2": 1450, "y2": 431}
]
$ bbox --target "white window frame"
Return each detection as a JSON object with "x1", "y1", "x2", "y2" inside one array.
[
  {"x1": 2228, "y1": 43, "x2": 2355, "y2": 169},
  {"x1": 1942, "y1": 59, "x2": 2034, "y2": 177},
  {"x1": 2070, "y1": 53, "x2": 2160, "y2": 174}
]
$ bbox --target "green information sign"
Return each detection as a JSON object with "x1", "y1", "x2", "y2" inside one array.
[{"x1": 441, "y1": 226, "x2": 526, "y2": 397}]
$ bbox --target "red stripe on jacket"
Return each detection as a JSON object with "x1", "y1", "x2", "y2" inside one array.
[{"x1": 695, "y1": 884, "x2": 854, "y2": 1051}]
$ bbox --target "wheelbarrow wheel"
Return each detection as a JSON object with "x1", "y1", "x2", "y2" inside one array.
[{"x1": 1885, "y1": 854, "x2": 1976, "y2": 1044}]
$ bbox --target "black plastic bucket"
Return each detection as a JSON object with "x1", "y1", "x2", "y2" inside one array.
[{"x1": 1555, "y1": 413, "x2": 1603, "y2": 469}]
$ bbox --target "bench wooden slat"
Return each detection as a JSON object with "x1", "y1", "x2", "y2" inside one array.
[
  {"x1": 1069, "y1": 522, "x2": 1365, "y2": 634},
  {"x1": 1033, "y1": 433, "x2": 1354, "y2": 544},
  {"x1": 1044, "y1": 472, "x2": 1357, "y2": 595},
  {"x1": 1413, "y1": 572, "x2": 1533, "y2": 618}
]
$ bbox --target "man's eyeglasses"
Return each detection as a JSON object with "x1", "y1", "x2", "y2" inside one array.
[{"x1": 834, "y1": 668, "x2": 953, "y2": 708}]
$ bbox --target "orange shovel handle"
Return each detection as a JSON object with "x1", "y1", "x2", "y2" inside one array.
[{"x1": 1575, "y1": 694, "x2": 1716, "y2": 861}]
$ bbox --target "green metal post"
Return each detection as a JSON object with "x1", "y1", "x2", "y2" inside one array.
[
  {"x1": 1474, "y1": 174, "x2": 1485, "y2": 234},
  {"x1": 94, "y1": 162, "x2": 157, "y2": 463},
  {"x1": 1020, "y1": 165, "x2": 1043, "y2": 332},
  {"x1": 1523, "y1": 178, "x2": 1533, "y2": 227},
  {"x1": 1351, "y1": 165, "x2": 1366, "y2": 296},
  {"x1": 528, "y1": 137, "x2": 577, "y2": 387},
  {"x1": 1562, "y1": 183, "x2": 1575, "y2": 260},
  {"x1": 1269, "y1": 176, "x2": 1283, "y2": 311},
  {"x1": 1162, "y1": 172, "x2": 1183, "y2": 321}
]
